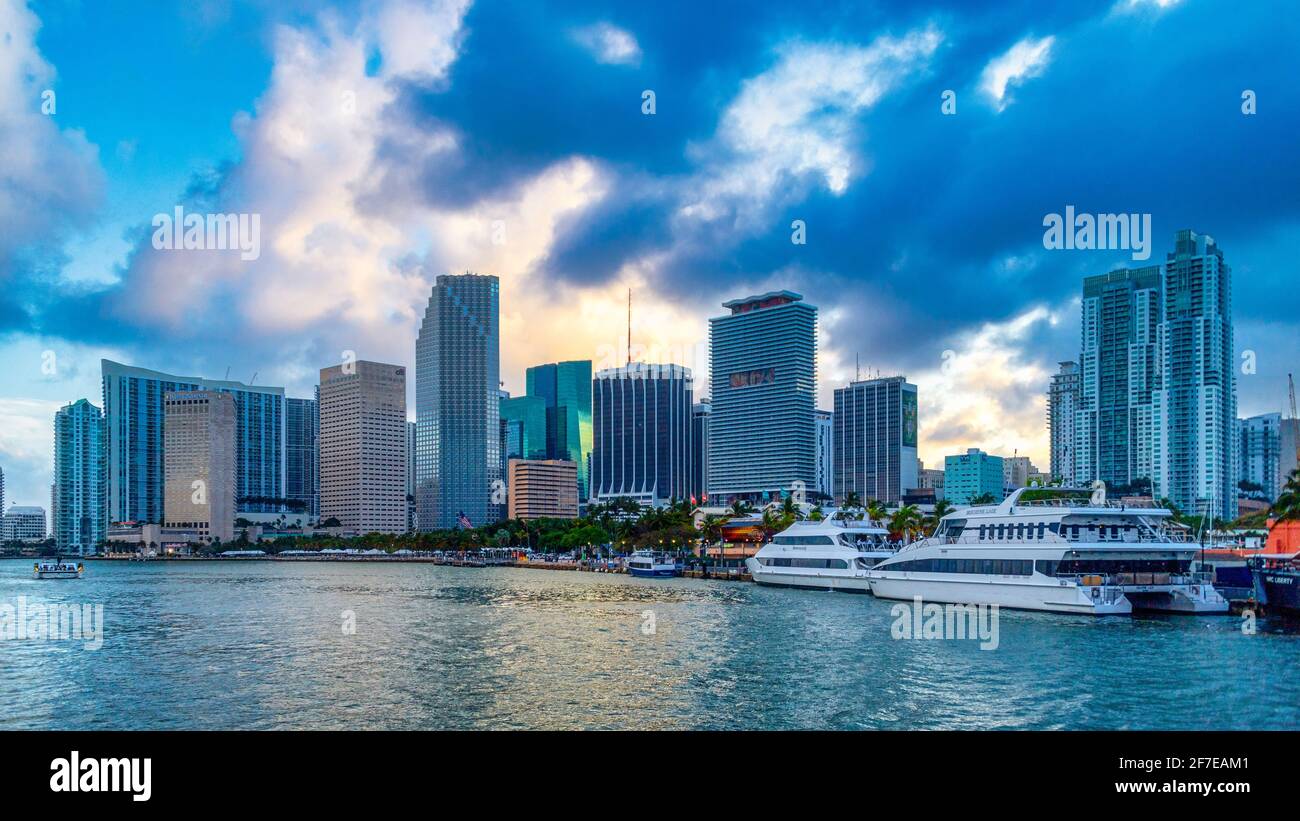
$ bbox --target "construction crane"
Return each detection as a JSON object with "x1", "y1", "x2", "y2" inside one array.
[{"x1": 1291, "y1": 373, "x2": 1299, "y2": 463}]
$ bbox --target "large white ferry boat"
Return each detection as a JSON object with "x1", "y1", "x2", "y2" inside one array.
[
  {"x1": 866, "y1": 487, "x2": 1228, "y2": 615},
  {"x1": 745, "y1": 517, "x2": 895, "y2": 593}
]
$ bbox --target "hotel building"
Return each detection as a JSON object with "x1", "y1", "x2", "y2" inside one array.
[
  {"x1": 163, "y1": 391, "x2": 236, "y2": 543},
  {"x1": 708, "y1": 291, "x2": 818, "y2": 502}
]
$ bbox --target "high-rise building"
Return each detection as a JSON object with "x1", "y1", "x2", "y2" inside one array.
[
  {"x1": 500, "y1": 395, "x2": 548, "y2": 461},
  {"x1": 2, "y1": 506, "x2": 47, "y2": 541},
  {"x1": 507, "y1": 459, "x2": 579, "y2": 520},
  {"x1": 319, "y1": 361, "x2": 408, "y2": 535},
  {"x1": 591, "y1": 363, "x2": 693, "y2": 507},
  {"x1": 690, "y1": 401, "x2": 710, "y2": 505},
  {"x1": 833, "y1": 377, "x2": 918, "y2": 505},
  {"x1": 814, "y1": 410, "x2": 833, "y2": 501},
  {"x1": 918, "y1": 467, "x2": 945, "y2": 500},
  {"x1": 406, "y1": 421, "x2": 416, "y2": 532},
  {"x1": 1047, "y1": 361, "x2": 1080, "y2": 485},
  {"x1": 0, "y1": 466, "x2": 5, "y2": 519},
  {"x1": 708, "y1": 291, "x2": 817, "y2": 502},
  {"x1": 1001, "y1": 455, "x2": 1035, "y2": 492},
  {"x1": 1075, "y1": 267, "x2": 1161, "y2": 490},
  {"x1": 1153, "y1": 230, "x2": 1236, "y2": 520},
  {"x1": 415, "y1": 274, "x2": 501, "y2": 530},
  {"x1": 1282, "y1": 418, "x2": 1300, "y2": 490},
  {"x1": 285, "y1": 397, "x2": 319, "y2": 517},
  {"x1": 163, "y1": 391, "x2": 236, "y2": 543},
  {"x1": 101, "y1": 360, "x2": 285, "y2": 524},
  {"x1": 53, "y1": 398, "x2": 106, "y2": 555},
  {"x1": 1237, "y1": 413, "x2": 1282, "y2": 502},
  {"x1": 526, "y1": 360, "x2": 593, "y2": 501},
  {"x1": 944, "y1": 449, "x2": 1004, "y2": 506}
]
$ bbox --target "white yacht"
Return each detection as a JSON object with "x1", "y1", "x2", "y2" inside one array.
[
  {"x1": 745, "y1": 516, "x2": 895, "y2": 593},
  {"x1": 866, "y1": 487, "x2": 1228, "y2": 616}
]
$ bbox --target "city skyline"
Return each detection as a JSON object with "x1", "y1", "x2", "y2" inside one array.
[{"x1": 3, "y1": 0, "x2": 1300, "y2": 510}]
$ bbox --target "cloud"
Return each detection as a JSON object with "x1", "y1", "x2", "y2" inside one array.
[
  {"x1": 572, "y1": 21, "x2": 641, "y2": 65},
  {"x1": 980, "y1": 35, "x2": 1055, "y2": 110},
  {"x1": 0, "y1": 0, "x2": 105, "y2": 278}
]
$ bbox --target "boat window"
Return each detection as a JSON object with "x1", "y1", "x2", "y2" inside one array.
[
  {"x1": 773, "y1": 535, "x2": 836, "y2": 545},
  {"x1": 979, "y1": 525, "x2": 987, "y2": 540},
  {"x1": 884, "y1": 558, "x2": 1032, "y2": 576}
]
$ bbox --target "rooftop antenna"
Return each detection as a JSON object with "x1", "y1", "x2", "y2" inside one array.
[
  {"x1": 250, "y1": 372, "x2": 258, "y2": 385},
  {"x1": 627, "y1": 288, "x2": 633, "y2": 367},
  {"x1": 855, "y1": 353, "x2": 860, "y2": 382},
  {"x1": 224, "y1": 367, "x2": 231, "y2": 380}
]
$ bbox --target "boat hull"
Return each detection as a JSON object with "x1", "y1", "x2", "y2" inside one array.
[
  {"x1": 33, "y1": 570, "x2": 82, "y2": 580},
  {"x1": 626, "y1": 567, "x2": 677, "y2": 578},
  {"x1": 867, "y1": 575, "x2": 1133, "y2": 615},
  {"x1": 745, "y1": 559, "x2": 871, "y2": 592},
  {"x1": 1253, "y1": 568, "x2": 1300, "y2": 613}
]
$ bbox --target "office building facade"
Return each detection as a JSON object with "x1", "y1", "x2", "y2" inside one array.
[
  {"x1": 690, "y1": 401, "x2": 710, "y2": 505},
  {"x1": 1237, "y1": 413, "x2": 1282, "y2": 503},
  {"x1": 591, "y1": 363, "x2": 693, "y2": 507},
  {"x1": 525, "y1": 361, "x2": 593, "y2": 502},
  {"x1": 708, "y1": 291, "x2": 817, "y2": 502},
  {"x1": 319, "y1": 361, "x2": 408, "y2": 535},
  {"x1": 815, "y1": 409, "x2": 833, "y2": 501},
  {"x1": 415, "y1": 274, "x2": 501, "y2": 530},
  {"x1": 944, "y1": 449, "x2": 1004, "y2": 506},
  {"x1": 2, "y1": 506, "x2": 47, "y2": 541},
  {"x1": 53, "y1": 398, "x2": 106, "y2": 554},
  {"x1": 833, "y1": 377, "x2": 918, "y2": 505}
]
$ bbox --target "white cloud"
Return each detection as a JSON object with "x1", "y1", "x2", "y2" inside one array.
[
  {"x1": 681, "y1": 27, "x2": 942, "y2": 230},
  {"x1": 912, "y1": 305, "x2": 1062, "y2": 468},
  {"x1": 572, "y1": 22, "x2": 642, "y2": 66},
  {"x1": 980, "y1": 35, "x2": 1055, "y2": 111},
  {"x1": 0, "y1": 0, "x2": 105, "y2": 274}
]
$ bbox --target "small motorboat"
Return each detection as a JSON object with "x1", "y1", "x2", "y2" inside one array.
[
  {"x1": 624, "y1": 550, "x2": 678, "y2": 578},
  {"x1": 33, "y1": 557, "x2": 84, "y2": 580}
]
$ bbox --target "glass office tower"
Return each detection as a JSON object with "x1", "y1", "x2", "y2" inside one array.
[
  {"x1": 415, "y1": 273, "x2": 501, "y2": 530},
  {"x1": 285, "y1": 396, "x2": 319, "y2": 517},
  {"x1": 525, "y1": 360, "x2": 593, "y2": 502}
]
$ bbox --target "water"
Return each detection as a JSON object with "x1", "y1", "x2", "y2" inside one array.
[{"x1": 1, "y1": 559, "x2": 1297, "y2": 730}]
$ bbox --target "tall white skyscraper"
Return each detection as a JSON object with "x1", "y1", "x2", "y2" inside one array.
[
  {"x1": 1153, "y1": 230, "x2": 1236, "y2": 520},
  {"x1": 164, "y1": 391, "x2": 236, "y2": 543},
  {"x1": 319, "y1": 361, "x2": 408, "y2": 536}
]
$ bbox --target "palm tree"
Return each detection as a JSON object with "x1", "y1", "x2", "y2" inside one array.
[
  {"x1": 760, "y1": 509, "x2": 780, "y2": 541},
  {"x1": 808, "y1": 506, "x2": 824, "y2": 522},
  {"x1": 925, "y1": 498, "x2": 955, "y2": 534},
  {"x1": 888, "y1": 505, "x2": 922, "y2": 542},
  {"x1": 1272, "y1": 468, "x2": 1300, "y2": 522},
  {"x1": 968, "y1": 492, "x2": 997, "y2": 506},
  {"x1": 780, "y1": 494, "x2": 803, "y2": 522},
  {"x1": 729, "y1": 499, "x2": 753, "y2": 517},
  {"x1": 866, "y1": 500, "x2": 887, "y2": 525},
  {"x1": 843, "y1": 490, "x2": 863, "y2": 510}
]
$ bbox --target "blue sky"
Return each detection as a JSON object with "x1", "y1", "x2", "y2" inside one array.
[{"x1": 1, "y1": 0, "x2": 1298, "y2": 508}]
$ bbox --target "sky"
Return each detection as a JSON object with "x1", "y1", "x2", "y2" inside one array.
[{"x1": 1, "y1": 0, "x2": 1298, "y2": 509}]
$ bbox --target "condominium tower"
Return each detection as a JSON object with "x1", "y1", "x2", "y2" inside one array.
[
  {"x1": 1047, "y1": 361, "x2": 1080, "y2": 485},
  {"x1": 52, "y1": 398, "x2": 106, "y2": 554}
]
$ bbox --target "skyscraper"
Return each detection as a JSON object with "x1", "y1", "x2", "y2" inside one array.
[
  {"x1": 708, "y1": 291, "x2": 817, "y2": 502},
  {"x1": 163, "y1": 391, "x2": 236, "y2": 543},
  {"x1": 591, "y1": 363, "x2": 693, "y2": 507},
  {"x1": 1153, "y1": 230, "x2": 1236, "y2": 520},
  {"x1": 833, "y1": 377, "x2": 918, "y2": 505},
  {"x1": 690, "y1": 401, "x2": 710, "y2": 505},
  {"x1": 285, "y1": 397, "x2": 319, "y2": 517},
  {"x1": 507, "y1": 459, "x2": 579, "y2": 520},
  {"x1": 319, "y1": 361, "x2": 407, "y2": 536},
  {"x1": 526, "y1": 360, "x2": 593, "y2": 502},
  {"x1": 53, "y1": 398, "x2": 106, "y2": 555},
  {"x1": 1075, "y1": 267, "x2": 1161, "y2": 490},
  {"x1": 1047, "y1": 361, "x2": 1080, "y2": 485},
  {"x1": 500, "y1": 395, "x2": 548, "y2": 461},
  {"x1": 1237, "y1": 413, "x2": 1282, "y2": 502},
  {"x1": 101, "y1": 360, "x2": 285, "y2": 524},
  {"x1": 406, "y1": 421, "x2": 416, "y2": 532},
  {"x1": 815, "y1": 410, "x2": 833, "y2": 501},
  {"x1": 415, "y1": 274, "x2": 500, "y2": 530}
]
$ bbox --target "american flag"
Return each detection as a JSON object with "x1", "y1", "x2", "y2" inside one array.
[{"x1": 457, "y1": 512, "x2": 472, "y2": 529}]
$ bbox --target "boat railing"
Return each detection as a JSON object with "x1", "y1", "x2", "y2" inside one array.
[
  {"x1": 1013, "y1": 498, "x2": 1163, "y2": 510},
  {"x1": 1056, "y1": 570, "x2": 1214, "y2": 587}
]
